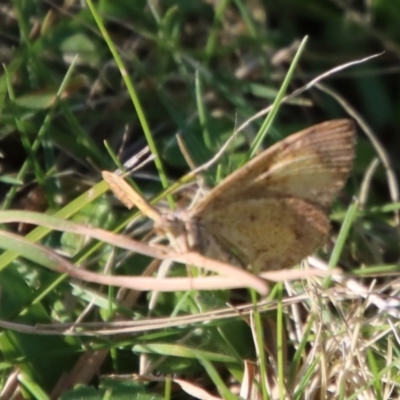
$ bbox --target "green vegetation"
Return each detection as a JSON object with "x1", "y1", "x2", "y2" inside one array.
[{"x1": 0, "y1": 1, "x2": 399, "y2": 399}]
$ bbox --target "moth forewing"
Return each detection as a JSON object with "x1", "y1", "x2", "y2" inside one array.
[{"x1": 190, "y1": 119, "x2": 356, "y2": 271}]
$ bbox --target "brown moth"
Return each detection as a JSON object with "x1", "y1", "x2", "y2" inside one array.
[{"x1": 103, "y1": 119, "x2": 356, "y2": 273}]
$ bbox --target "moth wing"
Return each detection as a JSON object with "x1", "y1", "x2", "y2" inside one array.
[
  {"x1": 193, "y1": 119, "x2": 356, "y2": 215},
  {"x1": 198, "y1": 197, "x2": 330, "y2": 271}
]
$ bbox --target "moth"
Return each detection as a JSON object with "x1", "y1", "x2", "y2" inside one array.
[{"x1": 103, "y1": 119, "x2": 356, "y2": 273}]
